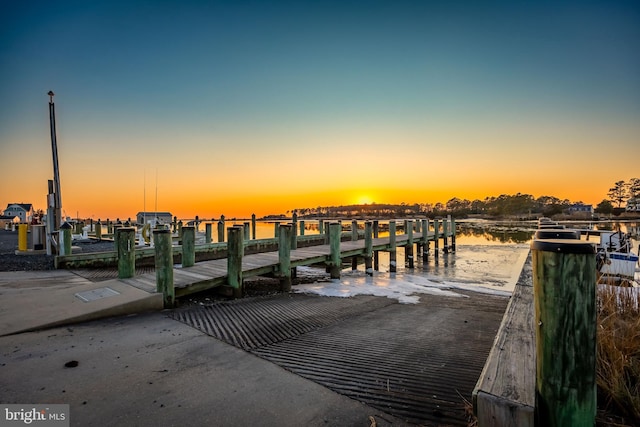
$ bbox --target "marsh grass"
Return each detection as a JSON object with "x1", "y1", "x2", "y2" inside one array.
[{"x1": 597, "y1": 285, "x2": 640, "y2": 426}]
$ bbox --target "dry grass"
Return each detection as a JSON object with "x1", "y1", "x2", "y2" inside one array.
[{"x1": 597, "y1": 285, "x2": 640, "y2": 426}]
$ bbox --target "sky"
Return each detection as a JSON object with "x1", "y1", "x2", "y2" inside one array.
[{"x1": 1, "y1": 0, "x2": 639, "y2": 220}]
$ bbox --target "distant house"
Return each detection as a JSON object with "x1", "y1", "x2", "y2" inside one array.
[
  {"x1": 3, "y1": 203, "x2": 34, "y2": 223},
  {"x1": 135, "y1": 211, "x2": 173, "y2": 225},
  {"x1": 626, "y1": 198, "x2": 640, "y2": 212},
  {"x1": 568, "y1": 203, "x2": 593, "y2": 215}
]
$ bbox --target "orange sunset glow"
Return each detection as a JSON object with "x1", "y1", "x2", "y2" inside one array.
[{"x1": 1, "y1": 2, "x2": 639, "y2": 220}]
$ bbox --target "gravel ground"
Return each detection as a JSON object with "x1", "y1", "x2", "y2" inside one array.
[{"x1": 0, "y1": 229, "x2": 114, "y2": 271}]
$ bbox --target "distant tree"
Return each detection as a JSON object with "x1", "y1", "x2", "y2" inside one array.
[
  {"x1": 595, "y1": 199, "x2": 614, "y2": 215},
  {"x1": 608, "y1": 180, "x2": 628, "y2": 207},
  {"x1": 628, "y1": 178, "x2": 640, "y2": 199}
]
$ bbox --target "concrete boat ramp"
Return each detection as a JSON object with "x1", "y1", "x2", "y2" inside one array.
[{"x1": 0, "y1": 267, "x2": 510, "y2": 426}]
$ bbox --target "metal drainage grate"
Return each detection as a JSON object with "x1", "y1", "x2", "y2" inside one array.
[{"x1": 75, "y1": 287, "x2": 120, "y2": 302}]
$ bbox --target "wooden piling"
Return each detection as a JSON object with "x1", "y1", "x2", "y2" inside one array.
[
  {"x1": 59, "y1": 222, "x2": 72, "y2": 256},
  {"x1": 433, "y1": 218, "x2": 440, "y2": 260},
  {"x1": 181, "y1": 225, "x2": 195, "y2": 268},
  {"x1": 274, "y1": 221, "x2": 280, "y2": 238},
  {"x1": 217, "y1": 220, "x2": 224, "y2": 243},
  {"x1": 153, "y1": 229, "x2": 174, "y2": 308},
  {"x1": 352, "y1": 220, "x2": 358, "y2": 270},
  {"x1": 422, "y1": 219, "x2": 429, "y2": 262},
  {"x1": 450, "y1": 216, "x2": 456, "y2": 252},
  {"x1": 205, "y1": 223, "x2": 212, "y2": 244},
  {"x1": 251, "y1": 214, "x2": 256, "y2": 240},
  {"x1": 291, "y1": 213, "x2": 298, "y2": 250},
  {"x1": 405, "y1": 219, "x2": 414, "y2": 268},
  {"x1": 299, "y1": 220, "x2": 305, "y2": 236},
  {"x1": 531, "y1": 239, "x2": 596, "y2": 427},
  {"x1": 364, "y1": 221, "x2": 373, "y2": 276},
  {"x1": 328, "y1": 222, "x2": 341, "y2": 279},
  {"x1": 116, "y1": 227, "x2": 136, "y2": 278},
  {"x1": 227, "y1": 226, "x2": 244, "y2": 298},
  {"x1": 373, "y1": 220, "x2": 379, "y2": 271},
  {"x1": 95, "y1": 221, "x2": 102, "y2": 241},
  {"x1": 243, "y1": 222, "x2": 250, "y2": 241},
  {"x1": 443, "y1": 218, "x2": 449, "y2": 254},
  {"x1": 389, "y1": 220, "x2": 397, "y2": 272},
  {"x1": 278, "y1": 224, "x2": 292, "y2": 292}
]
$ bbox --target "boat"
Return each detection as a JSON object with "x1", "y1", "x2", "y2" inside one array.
[{"x1": 596, "y1": 230, "x2": 640, "y2": 287}]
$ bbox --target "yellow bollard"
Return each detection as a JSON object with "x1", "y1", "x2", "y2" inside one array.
[{"x1": 18, "y1": 224, "x2": 28, "y2": 251}]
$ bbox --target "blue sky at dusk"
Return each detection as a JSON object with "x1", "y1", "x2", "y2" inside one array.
[{"x1": 1, "y1": 1, "x2": 638, "y2": 219}]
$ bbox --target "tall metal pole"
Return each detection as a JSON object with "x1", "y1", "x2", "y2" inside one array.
[{"x1": 48, "y1": 91, "x2": 62, "y2": 229}]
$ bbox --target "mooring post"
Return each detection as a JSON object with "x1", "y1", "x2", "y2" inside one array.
[
  {"x1": 181, "y1": 225, "x2": 195, "y2": 268},
  {"x1": 433, "y1": 218, "x2": 440, "y2": 260},
  {"x1": 299, "y1": 220, "x2": 305, "y2": 236},
  {"x1": 251, "y1": 214, "x2": 256, "y2": 240},
  {"x1": 443, "y1": 218, "x2": 449, "y2": 254},
  {"x1": 532, "y1": 239, "x2": 596, "y2": 427},
  {"x1": 217, "y1": 220, "x2": 224, "y2": 243},
  {"x1": 389, "y1": 220, "x2": 397, "y2": 272},
  {"x1": 243, "y1": 222, "x2": 250, "y2": 242},
  {"x1": 351, "y1": 219, "x2": 359, "y2": 270},
  {"x1": 450, "y1": 216, "x2": 456, "y2": 252},
  {"x1": 177, "y1": 220, "x2": 183, "y2": 241},
  {"x1": 95, "y1": 220, "x2": 102, "y2": 241},
  {"x1": 405, "y1": 219, "x2": 414, "y2": 268},
  {"x1": 318, "y1": 220, "x2": 324, "y2": 236},
  {"x1": 278, "y1": 224, "x2": 292, "y2": 292},
  {"x1": 373, "y1": 220, "x2": 379, "y2": 271},
  {"x1": 291, "y1": 212, "x2": 298, "y2": 250},
  {"x1": 117, "y1": 227, "x2": 136, "y2": 278},
  {"x1": 328, "y1": 222, "x2": 341, "y2": 279},
  {"x1": 227, "y1": 226, "x2": 244, "y2": 298},
  {"x1": 154, "y1": 229, "x2": 174, "y2": 308},
  {"x1": 415, "y1": 219, "x2": 422, "y2": 257},
  {"x1": 59, "y1": 222, "x2": 72, "y2": 256},
  {"x1": 273, "y1": 221, "x2": 280, "y2": 238},
  {"x1": 364, "y1": 221, "x2": 373, "y2": 276},
  {"x1": 205, "y1": 223, "x2": 212, "y2": 244},
  {"x1": 422, "y1": 219, "x2": 429, "y2": 262}
]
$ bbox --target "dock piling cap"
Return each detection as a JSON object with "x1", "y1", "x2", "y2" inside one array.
[{"x1": 531, "y1": 239, "x2": 595, "y2": 254}]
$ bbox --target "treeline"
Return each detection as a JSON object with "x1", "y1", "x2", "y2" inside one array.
[{"x1": 289, "y1": 193, "x2": 593, "y2": 219}]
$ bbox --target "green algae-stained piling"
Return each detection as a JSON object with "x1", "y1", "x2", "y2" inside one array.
[
  {"x1": 205, "y1": 223, "x2": 212, "y2": 244},
  {"x1": 116, "y1": 227, "x2": 136, "y2": 278},
  {"x1": 227, "y1": 226, "x2": 244, "y2": 298},
  {"x1": 389, "y1": 220, "x2": 397, "y2": 272},
  {"x1": 364, "y1": 221, "x2": 373, "y2": 276},
  {"x1": 405, "y1": 219, "x2": 414, "y2": 268},
  {"x1": 181, "y1": 226, "x2": 195, "y2": 268},
  {"x1": 328, "y1": 222, "x2": 341, "y2": 279},
  {"x1": 59, "y1": 222, "x2": 72, "y2": 256},
  {"x1": 217, "y1": 220, "x2": 224, "y2": 243},
  {"x1": 278, "y1": 224, "x2": 292, "y2": 292},
  {"x1": 154, "y1": 229, "x2": 174, "y2": 308},
  {"x1": 532, "y1": 239, "x2": 596, "y2": 427}
]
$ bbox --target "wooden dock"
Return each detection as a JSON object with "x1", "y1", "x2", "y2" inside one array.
[{"x1": 59, "y1": 218, "x2": 456, "y2": 303}]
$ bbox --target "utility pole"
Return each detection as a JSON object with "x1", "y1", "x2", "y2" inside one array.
[{"x1": 48, "y1": 90, "x2": 62, "y2": 229}]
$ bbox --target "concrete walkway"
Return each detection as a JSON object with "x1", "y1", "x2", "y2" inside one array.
[{"x1": 0, "y1": 270, "x2": 162, "y2": 336}]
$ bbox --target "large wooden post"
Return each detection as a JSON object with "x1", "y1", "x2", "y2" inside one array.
[
  {"x1": 443, "y1": 217, "x2": 449, "y2": 254},
  {"x1": 290, "y1": 213, "x2": 298, "y2": 250},
  {"x1": 364, "y1": 221, "x2": 373, "y2": 276},
  {"x1": 405, "y1": 219, "x2": 414, "y2": 268},
  {"x1": 433, "y1": 218, "x2": 440, "y2": 260},
  {"x1": 389, "y1": 220, "x2": 397, "y2": 272},
  {"x1": 227, "y1": 226, "x2": 244, "y2": 298},
  {"x1": 318, "y1": 220, "x2": 324, "y2": 236},
  {"x1": 450, "y1": 216, "x2": 456, "y2": 252},
  {"x1": 95, "y1": 220, "x2": 103, "y2": 241},
  {"x1": 532, "y1": 239, "x2": 596, "y2": 427},
  {"x1": 299, "y1": 220, "x2": 305, "y2": 236},
  {"x1": 205, "y1": 223, "x2": 212, "y2": 244},
  {"x1": 243, "y1": 222, "x2": 250, "y2": 242},
  {"x1": 328, "y1": 222, "x2": 341, "y2": 279},
  {"x1": 181, "y1": 225, "x2": 195, "y2": 268},
  {"x1": 217, "y1": 220, "x2": 224, "y2": 243},
  {"x1": 373, "y1": 220, "x2": 379, "y2": 271},
  {"x1": 154, "y1": 229, "x2": 174, "y2": 308},
  {"x1": 278, "y1": 224, "x2": 292, "y2": 292},
  {"x1": 422, "y1": 219, "x2": 429, "y2": 262},
  {"x1": 351, "y1": 220, "x2": 359, "y2": 270},
  {"x1": 273, "y1": 221, "x2": 280, "y2": 237},
  {"x1": 117, "y1": 227, "x2": 136, "y2": 278},
  {"x1": 251, "y1": 214, "x2": 256, "y2": 240},
  {"x1": 59, "y1": 222, "x2": 72, "y2": 256}
]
